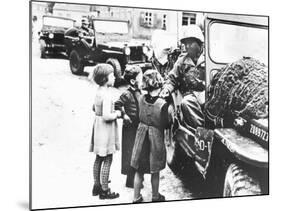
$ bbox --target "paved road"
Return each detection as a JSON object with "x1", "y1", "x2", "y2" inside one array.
[{"x1": 31, "y1": 42, "x2": 197, "y2": 210}]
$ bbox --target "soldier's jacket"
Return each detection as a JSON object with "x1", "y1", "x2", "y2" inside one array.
[
  {"x1": 80, "y1": 26, "x2": 94, "y2": 36},
  {"x1": 163, "y1": 53, "x2": 205, "y2": 94}
]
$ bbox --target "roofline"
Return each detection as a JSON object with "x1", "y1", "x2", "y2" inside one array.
[{"x1": 91, "y1": 18, "x2": 129, "y2": 23}]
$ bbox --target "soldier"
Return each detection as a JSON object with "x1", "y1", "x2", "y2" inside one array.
[
  {"x1": 159, "y1": 25, "x2": 205, "y2": 128},
  {"x1": 80, "y1": 18, "x2": 94, "y2": 36}
]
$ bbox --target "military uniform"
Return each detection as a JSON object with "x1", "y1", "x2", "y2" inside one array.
[
  {"x1": 80, "y1": 25, "x2": 94, "y2": 37},
  {"x1": 163, "y1": 52, "x2": 205, "y2": 94},
  {"x1": 163, "y1": 52, "x2": 205, "y2": 129}
]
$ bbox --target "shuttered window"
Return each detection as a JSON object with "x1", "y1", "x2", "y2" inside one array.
[
  {"x1": 182, "y1": 12, "x2": 196, "y2": 25},
  {"x1": 144, "y1": 12, "x2": 153, "y2": 27}
]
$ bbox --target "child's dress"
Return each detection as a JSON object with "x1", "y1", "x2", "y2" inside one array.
[
  {"x1": 130, "y1": 94, "x2": 169, "y2": 174},
  {"x1": 90, "y1": 88, "x2": 120, "y2": 156}
]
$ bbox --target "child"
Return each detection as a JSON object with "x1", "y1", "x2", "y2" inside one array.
[
  {"x1": 115, "y1": 65, "x2": 143, "y2": 188},
  {"x1": 130, "y1": 69, "x2": 171, "y2": 203},
  {"x1": 89, "y1": 64, "x2": 121, "y2": 199}
]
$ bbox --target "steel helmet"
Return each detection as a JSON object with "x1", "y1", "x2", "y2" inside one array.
[
  {"x1": 179, "y1": 25, "x2": 204, "y2": 43},
  {"x1": 81, "y1": 17, "x2": 89, "y2": 25}
]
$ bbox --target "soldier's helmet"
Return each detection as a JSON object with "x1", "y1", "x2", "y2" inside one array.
[
  {"x1": 179, "y1": 25, "x2": 204, "y2": 44},
  {"x1": 81, "y1": 17, "x2": 89, "y2": 26}
]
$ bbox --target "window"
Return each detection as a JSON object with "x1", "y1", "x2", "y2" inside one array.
[
  {"x1": 43, "y1": 16, "x2": 75, "y2": 28},
  {"x1": 209, "y1": 23, "x2": 268, "y2": 65},
  {"x1": 182, "y1": 12, "x2": 196, "y2": 25},
  {"x1": 144, "y1": 12, "x2": 153, "y2": 27},
  {"x1": 162, "y1": 14, "x2": 167, "y2": 30},
  {"x1": 94, "y1": 20, "x2": 129, "y2": 34}
]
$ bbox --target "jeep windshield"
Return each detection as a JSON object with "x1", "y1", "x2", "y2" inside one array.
[
  {"x1": 94, "y1": 20, "x2": 129, "y2": 34},
  {"x1": 43, "y1": 16, "x2": 75, "y2": 29},
  {"x1": 209, "y1": 23, "x2": 268, "y2": 65}
]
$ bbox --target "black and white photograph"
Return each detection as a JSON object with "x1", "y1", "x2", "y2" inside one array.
[{"x1": 30, "y1": 0, "x2": 269, "y2": 210}]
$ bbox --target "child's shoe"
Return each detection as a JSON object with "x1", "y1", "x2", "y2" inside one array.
[
  {"x1": 99, "y1": 188, "x2": 120, "y2": 199},
  {"x1": 92, "y1": 184, "x2": 102, "y2": 196},
  {"x1": 133, "y1": 195, "x2": 143, "y2": 203},
  {"x1": 152, "y1": 193, "x2": 165, "y2": 202}
]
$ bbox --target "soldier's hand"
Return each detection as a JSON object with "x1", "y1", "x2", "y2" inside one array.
[{"x1": 159, "y1": 88, "x2": 170, "y2": 98}]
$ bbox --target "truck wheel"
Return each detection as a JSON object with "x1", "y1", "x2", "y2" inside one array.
[
  {"x1": 40, "y1": 49, "x2": 46, "y2": 59},
  {"x1": 39, "y1": 39, "x2": 46, "y2": 59},
  {"x1": 69, "y1": 50, "x2": 84, "y2": 75},
  {"x1": 106, "y1": 58, "x2": 123, "y2": 86},
  {"x1": 223, "y1": 163, "x2": 261, "y2": 197}
]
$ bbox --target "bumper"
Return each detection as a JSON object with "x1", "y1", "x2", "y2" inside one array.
[
  {"x1": 44, "y1": 43, "x2": 66, "y2": 52},
  {"x1": 215, "y1": 128, "x2": 268, "y2": 168}
]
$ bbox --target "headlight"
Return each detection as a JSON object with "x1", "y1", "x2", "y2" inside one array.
[
  {"x1": 142, "y1": 46, "x2": 149, "y2": 54},
  {"x1": 124, "y1": 47, "x2": 131, "y2": 55},
  {"x1": 49, "y1": 33, "x2": 54, "y2": 39}
]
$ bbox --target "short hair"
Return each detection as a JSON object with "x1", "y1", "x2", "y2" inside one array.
[
  {"x1": 142, "y1": 69, "x2": 163, "y2": 91},
  {"x1": 123, "y1": 65, "x2": 142, "y2": 84},
  {"x1": 92, "y1": 64, "x2": 114, "y2": 86}
]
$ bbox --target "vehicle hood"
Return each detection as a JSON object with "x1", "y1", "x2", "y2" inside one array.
[
  {"x1": 41, "y1": 25, "x2": 68, "y2": 34},
  {"x1": 95, "y1": 32, "x2": 148, "y2": 48}
]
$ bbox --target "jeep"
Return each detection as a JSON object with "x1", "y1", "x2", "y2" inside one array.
[
  {"x1": 39, "y1": 15, "x2": 76, "y2": 58},
  {"x1": 64, "y1": 18, "x2": 152, "y2": 84},
  {"x1": 165, "y1": 13, "x2": 268, "y2": 197}
]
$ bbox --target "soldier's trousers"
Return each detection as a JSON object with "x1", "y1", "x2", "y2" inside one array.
[{"x1": 180, "y1": 93, "x2": 205, "y2": 129}]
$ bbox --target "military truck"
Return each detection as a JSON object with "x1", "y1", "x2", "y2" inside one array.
[
  {"x1": 64, "y1": 17, "x2": 151, "y2": 85},
  {"x1": 39, "y1": 15, "x2": 76, "y2": 58},
  {"x1": 165, "y1": 13, "x2": 268, "y2": 197}
]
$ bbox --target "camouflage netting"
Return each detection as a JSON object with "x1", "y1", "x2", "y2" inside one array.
[{"x1": 205, "y1": 57, "x2": 268, "y2": 120}]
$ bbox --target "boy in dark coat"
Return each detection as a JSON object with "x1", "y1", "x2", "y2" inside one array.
[{"x1": 115, "y1": 65, "x2": 143, "y2": 188}]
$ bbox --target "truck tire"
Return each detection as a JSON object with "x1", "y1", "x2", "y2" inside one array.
[
  {"x1": 106, "y1": 58, "x2": 123, "y2": 87},
  {"x1": 223, "y1": 163, "x2": 262, "y2": 197},
  {"x1": 40, "y1": 48, "x2": 46, "y2": 59},
  {"x1": 69, "y1": 50, "x2": 84, "y2": 75},
  {"x1": 39, "y1": 39, "x2": 46, "y2": 59}
]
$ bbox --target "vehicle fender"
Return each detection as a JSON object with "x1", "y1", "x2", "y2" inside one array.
[
  {"x1": 80, "y1": 38, "x2": 92, "y2": 52},
  {"x1": 172, "y1": 121, "x2": 214, "y2": 178},
  {"x1": 214, "y1": 128, "x2": 268, "y2": 168}
]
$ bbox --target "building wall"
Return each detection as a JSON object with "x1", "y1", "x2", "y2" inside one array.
[
  {"x1": 32, "y1": 2, "x2": 48, "y2": 22},
  {"x1": 31, "y1": 2, "x2": 49, "y2": 37},
  {"x1": 91, "y1": 6, "x2": 181, "y2": 40},
  {"x1": 130, "y1": 9, "x2": 179, "y2": 40},
  {"x1": 53, "y1": 3, "x2": 91, "y2": 23},
  {"x1": 34, "y1": 3, "x2": 202, "y2": 42}
]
